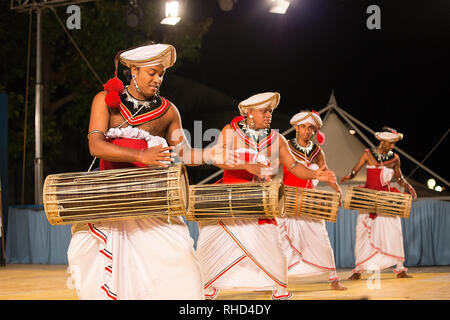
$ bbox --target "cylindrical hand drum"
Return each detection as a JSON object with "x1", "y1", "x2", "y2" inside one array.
[
  {"x1": 344, "y1": 186, "x2": 412, "y2": 218},
  {"x1": 186, "y1": 181, "x2": 285, "y2": 221},
  {"x1": 284, "y1": 186, "x2": 340, "y2": 222},
  {"x1": 43, "y1": 164, "x2": 188, "y2": 225}
]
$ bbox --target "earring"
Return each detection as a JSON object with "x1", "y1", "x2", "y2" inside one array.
[
  {"x1": 248, "y1": 114, "x2": 255, "y2": 128},
  {"x1": 132, "y1": 74, "x2": 142, "y2": 95}
]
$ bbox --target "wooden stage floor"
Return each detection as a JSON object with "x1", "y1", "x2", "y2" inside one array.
[{"x1": 0, "y1": 264, "x2": 449, "y2": 300}]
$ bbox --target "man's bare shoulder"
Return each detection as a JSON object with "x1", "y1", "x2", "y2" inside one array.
[
  {"x1": 94, "y1": 90, "x2": 107, "y2": 100},
  {"x1": 163, "y1": 99, "x2": 180, "y2": 119},
  {"x1": 91, "y1": 91, "x2": 108, "y2": 107},
  {"x1": 90, "y1": 91, "x2": 110, "y2": 112},
  {"x1": 362, "y1": 149, "x2": 371, "y2": 159},
  {"x1": 277, "y1": 133, "x2": 288, "y2": 144}
]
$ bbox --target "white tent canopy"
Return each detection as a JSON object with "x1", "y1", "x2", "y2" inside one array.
[{"x1": 318, "y1": 112, "x2": 367, "y2": 186}]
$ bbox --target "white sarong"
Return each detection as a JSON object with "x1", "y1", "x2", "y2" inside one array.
[
  {"x1": 353, "y1": 213, "x2": 405, "y2": 273},
  {"x1": 279, "y1": 216, "x2": 339, "y2": 281},
  {"x1": 67, "y1": 127, "x2": 204, "y2": 300},
  {"x1": 196, "y1": 219, "x2": 288, "y2": 291}
]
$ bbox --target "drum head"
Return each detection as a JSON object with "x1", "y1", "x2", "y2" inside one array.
[
  {"x1": 278, "y1": 183, "x2": 285, "y2": 217},
  {"x1": 180, "y1": 166, "x2": 189, "y2": 210}
]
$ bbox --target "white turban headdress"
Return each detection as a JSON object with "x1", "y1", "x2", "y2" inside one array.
[
  {"x1": 119, "y1": 43, "x2": 176, "y2": 69},
  {"x1": 289, "y1": 110, "x2": 325, "y2": 145},
  {"x1": 238, "y1": 92, "x2": 280, "y2": 115},
  {"x1": 375, "y1": 127, "x2": 403, "y2": 142}
]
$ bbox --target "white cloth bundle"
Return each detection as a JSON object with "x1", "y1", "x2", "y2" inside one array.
[{"x1": 106, "y1": 126, "x2": 171, "y2": 165}]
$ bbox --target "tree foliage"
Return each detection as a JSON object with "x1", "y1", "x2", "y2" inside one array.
[{"x1": 0, "y1": 0, "x2": 212, "y2": 203}]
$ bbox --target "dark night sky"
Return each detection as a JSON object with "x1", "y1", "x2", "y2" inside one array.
[
  {"x1": 174, "y1": 0, "x2": 449, "y2": 186},
  {"x1": 3, "y1": 0, "x2": 448, "y2": 192}
]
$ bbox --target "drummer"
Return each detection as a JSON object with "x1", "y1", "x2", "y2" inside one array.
[
  {"x1": 278, "y1": 110, "x2": 346, "y2": 290},
  {"x1": 67, "y1": 42, "x2": 205, "y2": 300},
  {"x1": 340, "y1": 127, "x2": 417, "y2": 279},
  {"x1": 195, "y1": 92, "x2": 337, "y2": 300}
]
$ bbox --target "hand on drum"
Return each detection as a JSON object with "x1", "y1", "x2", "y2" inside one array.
[
  {"x1": 315, "y1": 166, "x2": 336, "y2": 184},
  {"x1": 244, "y1": 163, "x2": 272, "y2": 179},
  {"x1": 139, "y1": 144, "x2": 175, "y2": 167},
  {"x1": 337, "y1": 190, "x2": 343, "y2": 206}
]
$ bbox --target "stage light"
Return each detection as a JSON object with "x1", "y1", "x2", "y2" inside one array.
[
  {"x1": 161, "y1": 0, "x2": 181, "y2": 25},
  {"x1": 349, "y1": 129, "x2": 356, "y2": 135},
  {"x1": 218, "y1": 0, "x2": 235, "y2": 12},
  {"x1": 269, "y1": 0, "x2": 291, "y2": 14},
  {"x1": 427, "y1": 178, "x2": 436, "y2": 189},
  {"x1": 434, "y1": 186, "x2": 443, "y2": 192}
]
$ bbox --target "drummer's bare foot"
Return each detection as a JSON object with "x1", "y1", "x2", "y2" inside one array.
[
  {"x1": 331, "y1": 280, "x2": 347, "y2": 290},
  {"x1": 348, "y1": 272, "x2": 362, "y2": 280},
  {"x1": 397, "y1": 271, "x2": 413, "y2": 279}
]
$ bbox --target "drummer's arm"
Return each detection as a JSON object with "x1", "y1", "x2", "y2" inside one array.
[
  {"x1": 279, "y1": 135, "x2": 335, "y2": 183},
  {"x1": 393, "y1": 156, "x2": 417, "y2": 199},
  {"x1": 340, "y1": 152, "x2": 367, "y2": 183},
  {"x1": 88, "y1": 91, "x2": 173, "y2": 167},
  {"x1": 166, "y1": 103, "x2": 204, "y2": 166},
  {"x1": 316, "y1": 151, "x2": 342, "y2": 194},
  {"x1": 210, "y1": 126, "x2": 236, "y2": 168}
]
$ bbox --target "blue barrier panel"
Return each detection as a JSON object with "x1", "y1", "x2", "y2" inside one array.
[{"x1": 5, "y1": 200, "x2": 450, "y2": 267}]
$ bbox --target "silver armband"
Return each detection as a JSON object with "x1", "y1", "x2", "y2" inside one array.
[
  {"x1": 288, "y1": 161, "x2": 298, "y2": 171},
  {"x1": 87, "y1": 130, "x2": 106, "y2": 139}
]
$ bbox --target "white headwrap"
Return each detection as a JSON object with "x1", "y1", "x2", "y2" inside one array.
[
  {"x1": 289, "y1": 110, "x2": 325, "y2": 145},
  {"x1": 119, "y1": 44, "x2": 176, "y2": 69},
  {"x1": 238, "y1": 92, "x2": 280, "y2": 115},
  {"x1": 375, "y1": 129, "x2": 403, "y2": 142},
  {"x1": 289, "y1": 111, "x2": 323, "y2": 129}
]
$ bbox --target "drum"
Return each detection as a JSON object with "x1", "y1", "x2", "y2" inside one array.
[
  {"x1": 344, "y1": 186, "x2": 412, "y2": 218},
  {"x1": 186, "y1": 181, "x2": 285, "y2": 221},
  {"x1": 43, "y1": 164, "x2": 188, "y2": 225},
  {"x1": 284, "y1": 186, "x2": 340, "y2": 222}
]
